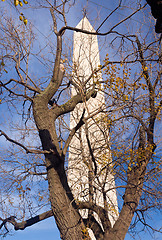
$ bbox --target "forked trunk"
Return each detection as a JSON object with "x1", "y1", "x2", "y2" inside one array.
[{"x1": 33, "y1": 97, "x2": 87, "y2": 240}]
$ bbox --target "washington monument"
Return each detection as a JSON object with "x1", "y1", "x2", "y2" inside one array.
[{"x1": 68, "y1": 17, "x2": 118, "y2": 238}]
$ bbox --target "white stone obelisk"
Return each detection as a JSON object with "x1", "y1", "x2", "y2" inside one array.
[{"x1": 68, "y1": 17, "x2": 118, "y2": 238}]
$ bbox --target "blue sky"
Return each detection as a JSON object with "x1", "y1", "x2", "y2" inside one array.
[
  {"x1": 0, "y1": 0, "x2": 161, "y2": 239},
  {"x1": 4, "y1": 218, "x2": 60, "y2": 240},
  {"x1": 4, "y1": 215, "x2": 162, "y2": 240}
]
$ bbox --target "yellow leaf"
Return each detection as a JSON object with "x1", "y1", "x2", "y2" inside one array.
[
  {"x1": 19, "y1": 1, "x2": 23, "y2": 6},
  {"x1": 23, "y1": 19, "x2": 28, "y2": 25},
  {"x1": 125, "y1": 95, "x2": 128, "y2": 100},
  {"x1": 14, "y1": 0, "x2": 19, "y2": 6},
  {"x1": 19, "y1": 15, "x2": 23, "y2": 21},
  {"x1": 143, "y1": 74, "x2": 147, "y2": 79}
]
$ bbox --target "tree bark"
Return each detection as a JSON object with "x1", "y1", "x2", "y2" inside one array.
[{"x1": 33, "y1": 96, "x2": 87, "y2": 240}]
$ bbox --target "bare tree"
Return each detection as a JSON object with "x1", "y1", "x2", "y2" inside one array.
[{"x1": 0, "y1": 1, "x2": 161, "y2": 240}]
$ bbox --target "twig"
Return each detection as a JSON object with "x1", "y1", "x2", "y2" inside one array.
[
  {"x1": 0, "y1": 130, "x2": 55, "y2": 155},
  {"x1": 59, "y1": 4, "x2": 147, "y2": 36},
  {"x1": 63, "y1": 109, "x2": 85, "y2": 155}
]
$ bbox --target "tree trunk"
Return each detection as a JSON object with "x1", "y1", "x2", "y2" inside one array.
[
  {"x1": 47, "y1": 159, "x2": 85, "y2": 240},
  {"x1": 33, "y1": 96, "x2": 86, "y2": 240},
  {"x1": 104, "y1": 163, "x2": 146, "y2": 240}
]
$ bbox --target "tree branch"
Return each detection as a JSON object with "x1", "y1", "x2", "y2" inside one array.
[
  {"x1": 58, "y1": 4, "x2": 147, "y2": 36},
  {"x1": 85, "y1": 123, "x2": 97, "y2": 175},
  {"x1": 0, "y1": 210, "x2": 53, "y2": 231},
  {"x1": 1, "y1": 78, "x2": 41, "y2": 93},
  {"x1": 53, "y1": 88, "x2": 95, "y2": 118},
  {"x1": 83, "y1": 216, "x2": 104, "y2": 240},
  {"x1": 63, "y1": 109, "x2": 85, "y2": 155},
  {"x1": 76, "y1": 201, "x2": 111, "y2": 231},
  {"x1": 0, "y1": 81, "x2": 33, "y2": 101},
  {"x1": 50, "y1": 7, "x2": 58, "y2": 35},
  {"x1": 0, "y1": 130, "x2": 56, "y2": 154},
  {"x1": 38, "y1": 36, "x2": 64, "y2": 104},
  {"x1": 96, "y1": 0, "x2": 122, "y2": 32}
]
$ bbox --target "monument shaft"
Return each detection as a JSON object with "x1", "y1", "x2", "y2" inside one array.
[{"x1": 68, "y1": 17, "x2": 118, "y2": 238}]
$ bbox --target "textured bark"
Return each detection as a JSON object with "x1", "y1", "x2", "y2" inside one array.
[
  {"x1": 104, "y1": 172, "x2": 144, "y2": 240},
  {"x1": 47, "y1": 160, "x2": 84, "y2": 240},
  {"x1": 33, "y1": 96, "x2": 87, "y2": 240},
  {"x1": 104, "y1": 145, "x2": 155, "y2": 240},
  {"x1": 32, "y1": 27, "x2": 94, "y2": 236}
]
